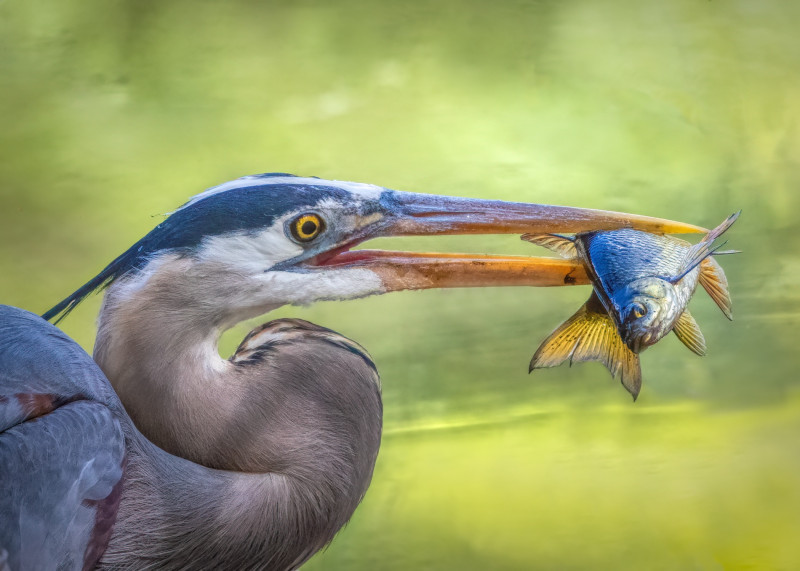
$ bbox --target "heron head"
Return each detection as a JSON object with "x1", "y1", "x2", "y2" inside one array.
[{"x1": 44, "y1": 173, "x2": 704, "y2": 323}]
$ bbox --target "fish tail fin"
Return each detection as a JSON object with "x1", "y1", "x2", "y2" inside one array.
[
  {"x1": 705, "y1": 210, "x2": 741, "y2": 242},
  {"x1": 672, "y1": 309, "x2": 707, "y2": 356},
  {"x1": 521, "y1": 233, "x2": 578, "y2": 259},
  {"x1": 670, "y1": 211, "x2": 741, "y2": 284},
  {"x1": 530, "y1": 291, "x2": 642, "y2": 400},
  {"x1": 699, "y1": 256, "x2": 733, "y2": 320}
]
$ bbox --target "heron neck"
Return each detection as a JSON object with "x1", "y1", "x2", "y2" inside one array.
[
  {"x1": 94, "y1": 258, "x2": 382, "y2": 566},
  {"x1": 102, "y1": 432, "x2": 342, "y2": 569},
  {"x1": 94, "y1": 281, "x2": 231, "y2": 461},
  {"x1": 93, "y1": 256, "x2": 282, "y2": 460}
]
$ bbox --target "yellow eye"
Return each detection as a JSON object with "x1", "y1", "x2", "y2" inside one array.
[
  {"x1": 290, "y1": 213, "x2": 325, "y2": 243},
  {"x1": 632, "y1": 303, "x2": 648, "y2": 319}
]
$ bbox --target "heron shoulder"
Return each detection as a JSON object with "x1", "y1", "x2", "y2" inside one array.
[{"x1": 0, "y1": 305, "x2": 126, "y2": 570}]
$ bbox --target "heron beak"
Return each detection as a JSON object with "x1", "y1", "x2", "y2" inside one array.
[
  {"x1": 381, "y1": 191, "x2": 707, "y2": 236},
  {"x1": 315, "y1": 190, "x2": 707, "y2": 292}
]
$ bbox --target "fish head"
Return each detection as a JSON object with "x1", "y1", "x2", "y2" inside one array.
[{"x1": 616, "y1": 278, "x2": 680, "y2": 353}]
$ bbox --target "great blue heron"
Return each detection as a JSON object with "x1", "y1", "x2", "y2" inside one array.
[{"x1": 0, "y1": 173, "x2": 704, "y2": 569}]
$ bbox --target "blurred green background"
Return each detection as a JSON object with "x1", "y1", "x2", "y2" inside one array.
[{"x1": 1, "y1": 0, "x2": 799, "y2": 568}]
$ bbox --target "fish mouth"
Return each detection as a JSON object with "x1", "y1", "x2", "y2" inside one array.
[
  {"x1": 306, "y1": 190, "x2": 705, "y2": 293},
  {"x1": 627, "y1": 337, "x2": 644, "y2": 354},
  {"x1": 624, "y1": 331, "x2": 658, "y2": 354}
]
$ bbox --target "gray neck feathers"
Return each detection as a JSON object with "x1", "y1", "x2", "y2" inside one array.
[
  {"x1": 95, "y1": 256, "x2": 382, "y2": 569},
  {"x1": 103, "y1": 434, "x2": 370, "y2": 570}
]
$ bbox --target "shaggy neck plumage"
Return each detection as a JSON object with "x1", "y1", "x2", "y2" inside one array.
[
  {"x1": 103, "y1": 432, "x2": 351, "y2": 570},
  {"x1": 94, "y1": 255, "x2": 382, "y2": 568}
]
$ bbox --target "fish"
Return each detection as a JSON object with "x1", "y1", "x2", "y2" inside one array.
[{"x1": 523, "y1": 211, "x2": 739, "y2": 400}]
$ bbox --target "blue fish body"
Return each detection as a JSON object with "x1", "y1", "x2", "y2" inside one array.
[
  {"x1": 576, "y1": 230, "x2": 702, "y2": 353},
  {"x1": 524, "y1": 212, "x2": 738, "y2": 399}
]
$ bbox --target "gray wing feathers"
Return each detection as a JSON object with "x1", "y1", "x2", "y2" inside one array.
[
  {"x1": 0, "y1": 306, "x2": 126, "y2": 570},
  {"x1": 0, "y1": 403, "x2": 125, "y2": 571},
  {"x1": 0, "y1": 307, "x2": 121, "y2": 413}
]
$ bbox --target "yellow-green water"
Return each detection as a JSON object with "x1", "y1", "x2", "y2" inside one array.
[{"x1": 1, "y1": 1, "x2": 799, "y2": 569}]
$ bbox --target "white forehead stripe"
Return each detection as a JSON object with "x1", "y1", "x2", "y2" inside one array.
[{"x1": 176, "y1": 176, "x2": 385, "y2": 213}]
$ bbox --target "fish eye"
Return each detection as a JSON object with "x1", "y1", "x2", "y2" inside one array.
[
  {"x1": 632, "y1": 302, "x2": 648, "y2": 319},
  {"x1": 289, "y1": 213, "x2": 325, "y2": 243}
]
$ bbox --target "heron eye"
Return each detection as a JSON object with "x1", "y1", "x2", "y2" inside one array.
[
  {"x1": 290, "y1": 213, "x2": 325, "y2": 243},
  {"x1": 632, "y1": 303, "x2": 648, "y2": 319}
]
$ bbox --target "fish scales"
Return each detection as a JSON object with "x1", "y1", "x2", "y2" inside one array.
[{"x1": 582, "y1": 231, "x2": 689, "y2": 292}]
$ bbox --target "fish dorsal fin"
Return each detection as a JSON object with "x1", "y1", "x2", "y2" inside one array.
[
  {"x1": 672, "y1": 309, "x2": 707, "y2": 356},
  {"x1": 669, "y1": 211, "x2": 740, "y2": 284},
  {"x1": 521, "y1": 233, "x2": 578, "y2": 259},
  {"x1": 699, "y1": 256, "x2": 733, "y2": 320},
  {"x1": 530, "y1": 291, "x2": 642, "y2": 400}
]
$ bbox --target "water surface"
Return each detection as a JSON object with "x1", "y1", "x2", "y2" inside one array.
[{"x1": 1, "y1": 1, "x2": 798, "y2": 568}]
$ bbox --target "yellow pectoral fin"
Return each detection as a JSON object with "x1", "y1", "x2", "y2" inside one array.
[
  {"x1": 672, "y1": 309, "x2": 707, "y2": 356},
  {"x1": 699, "y1": 257, "x2": 733, "y2": 320},
  {"x1": 521, "y1": 233, "x2": 578, "y2": 259},
  {"x1": 530, "y1": 292, "x2": 642, "y2": 400}
]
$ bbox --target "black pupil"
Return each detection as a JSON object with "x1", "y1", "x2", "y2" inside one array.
[{"x1": 301, "y1": 220, "x2": 317, "y2": 235}]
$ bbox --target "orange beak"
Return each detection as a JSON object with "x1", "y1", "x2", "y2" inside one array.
[{"x1": 312, "y1": 190, "x2": 706, "y2": 293}]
